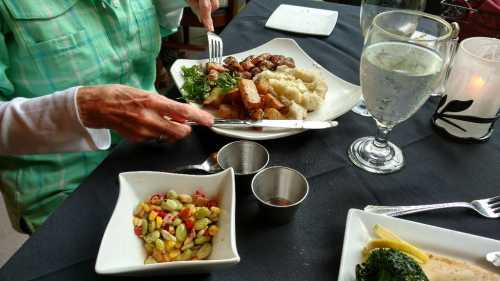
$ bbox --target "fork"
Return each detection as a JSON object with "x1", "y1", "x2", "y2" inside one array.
[
  {"x1": 364, "y1": 196, "x2": 500, "y2": 218},
  {"x1": 207, "y1": 32, "x2": 223, "y2": 64}
]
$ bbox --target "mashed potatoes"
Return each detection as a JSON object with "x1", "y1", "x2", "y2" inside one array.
[{"x1": 254, "y1": 65, "x2": 327, "y2": 119}]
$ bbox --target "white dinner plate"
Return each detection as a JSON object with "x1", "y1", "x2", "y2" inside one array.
[
  {"x1": 170, "y1": 38, "x2": 361, "y2": 140},
  {"x1": 338, "y1": 209, "x2": 500, "y2": 281},
  {"x1": 265, "y1": 4, "x2": 339, "y2": 36}
]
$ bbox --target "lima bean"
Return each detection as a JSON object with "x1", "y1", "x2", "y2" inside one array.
[
  {"x1": 145, "y1": 256, "x2": 157, "y2": 264},
  {"x1": 194, "y1": 218, "x2": 211, "y2": 230},
  {"x1": 176, "y1": 224, "x2": 187, "y2": 242},
  {"x1": 176, "y1": 249, "x2": 193, "y2": 261},
  {"x1": 196, "y1": 243, "x2": 212, "y2": 259},
  {"x1": 166, "y1": 190, "x2": 178, "y2": 200},
  {"x1": 195, "y1": 236, "x2": 211, "y2": 245},
  {"x1": 162, "y1": 199, "x2": 178, "y2": 212},
  {"x1": 195, "y1": 207, "x2": 211, "y2": 219},
  {"x1": 141, "y1": 219, "x2": 148, "y2": 236},
  {"x1": 178, "y1": 194, "x2": 192, "y2": 203},
  {"x1": 173, "y1": 218, "x2": 182, "y2": 226},
  {"x1": 161, "y1": 229, "x2": 176, "y2": 241}
]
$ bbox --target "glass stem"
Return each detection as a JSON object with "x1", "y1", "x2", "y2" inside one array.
[{"x1": 373, "y1": 122, "x2": 392, "y2": 150}]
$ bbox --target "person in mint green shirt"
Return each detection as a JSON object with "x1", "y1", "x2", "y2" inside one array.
[{"x1": 0, "y1": 0, "x2": 219, "y2": 234}]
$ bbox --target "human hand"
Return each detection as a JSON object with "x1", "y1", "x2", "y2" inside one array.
[
  {"x1": 187, "y1": 0, "x2": 220, "y2": 32},
  {"x1": 76, "y1": 85, "x2": 214, "y2": 143}
]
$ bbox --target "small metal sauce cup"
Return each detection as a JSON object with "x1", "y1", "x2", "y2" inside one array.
[
  {"x1": 251, "y1": 166, "x2": 309, "y2": 224},
  {"x1": 217, "y1": 141, "x2": 269, "y2": 196}
]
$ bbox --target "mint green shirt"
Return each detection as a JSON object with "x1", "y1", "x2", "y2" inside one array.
[{"x1": 0, "y1": 0, "x2": 186, "y2": 233}]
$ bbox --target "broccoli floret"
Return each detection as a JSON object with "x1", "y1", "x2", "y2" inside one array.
[{"x1": 356, "y1": 248, "x2": 429, "y2": 281}]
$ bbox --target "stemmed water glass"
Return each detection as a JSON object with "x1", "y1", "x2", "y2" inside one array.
[
  {"x1": 352, "y1": 0, "x2": 427, "y2": 117},
  {"x1": 348, "y1": 10, "x2": 453, "y2": 174}
]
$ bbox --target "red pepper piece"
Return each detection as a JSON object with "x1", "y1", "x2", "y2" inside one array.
[
  {"x1": 134, "y1": 226, "x2": 142, "y2": 236},
  {"x1": 157, "y1": 211, "x2": 166, "y2": 218},
  {"x1": 179, "y1": 208, "x2": 191, "y2": 220},
  {"x1": 185, "y1": 218, "x2": 194, "y2": 230},
  {"x1": 207, "y1": 199, "x2": 218, "y2": 208}
]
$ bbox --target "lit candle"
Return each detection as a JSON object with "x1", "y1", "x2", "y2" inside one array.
[
  {"x1": 433, "y1": 37, "x2": 500, "y2": 142},
  {"x1": 468, "y1": 75, "x2": 485, "y2": 96}
]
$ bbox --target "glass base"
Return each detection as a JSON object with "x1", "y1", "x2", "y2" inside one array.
[
  {"x1": 351, "y1": 98, "x2": 372, "y2": 117},
  {"x1": 348, "y1": 136, "x2": 404, "y2": 174}
]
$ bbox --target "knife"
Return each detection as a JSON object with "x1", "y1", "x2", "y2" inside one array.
[{"x1": 185, "y1": 119, "x2": 338, "y2": 129}]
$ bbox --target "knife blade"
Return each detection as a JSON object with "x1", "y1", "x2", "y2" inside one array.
[{"x1": 186, "y1": 119, "x2": 338, "y2": 129}]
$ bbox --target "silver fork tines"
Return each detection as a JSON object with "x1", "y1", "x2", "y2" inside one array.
[
  {"x1": 207, "y1": 32, "x2": 223, "y2": 64},
  {"x1": 364, "y1": 195, "x2": 500, "y2": 218}
]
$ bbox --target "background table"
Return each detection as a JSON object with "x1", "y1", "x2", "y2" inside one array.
[{"x1": 1, "y1": 0, "x2": 499, "y2": 280}]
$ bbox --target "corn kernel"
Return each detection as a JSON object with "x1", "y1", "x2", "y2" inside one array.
[
  {"x1": 156, "y1": 216, "x2": 163, "y2": 228},
  {"x1": 133, "y1": 204, "x2": 143, "y2": 216},
  {"x1": 148, "y1": 211, "x2": 158, "y2": 221},
  {"x1": 175, "y1": 241, "x2": 182, "y2": 249},
  {"x1": 208, "y1": 225, "x2": 219, "y2": 236},
  {"x1": 210, "y1": 206, "x2": 220, "y2": 215},
  {"x1": 138, "y1": 209, "x2": 145, "y2": 218},
  {"x1": 144, "y1": 243, "x2": 154, "y2": 255},
  {"x1": 133, "y1": 217, "x2": 142, "y2": 227},
  {"x1": 142, "y1": 203, "x2": 151, "y2": 212},
  {"x1": 168, "y1": 249, "x2": 180, "y2": 259},
  {"x1": 166, "y1": 240, "x2": 176, "y2": 251}
]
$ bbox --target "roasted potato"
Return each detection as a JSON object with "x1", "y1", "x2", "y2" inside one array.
[
  {"x1": 239, "y1": 79, "x2": 261, "y2": 110},
  {"x1": 264, "y1": 108, "x2": 285, "y2": 120},
  {"x1": 218, "y1": 104, "x2": 242, "y2": 119},
  {"x1": 263, "y1": 93, "x2": 285, "y2": 110},
  {"x1": 255, "y1": 79, "x2": 271, "y2": 96},
  {"x1": 249, "y1": 108, "x2": 264, "y2": 120},
  {"x1": 223, "y1": 89, "x2": 242, "y2": 105}
]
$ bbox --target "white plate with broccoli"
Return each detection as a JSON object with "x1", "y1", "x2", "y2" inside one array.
[
  {"x1": 170, "y1": 38, "x2": 361, "y2": 140},
  {"x1": 338, "y1": 209, "x2": 500, "y2": 281}
]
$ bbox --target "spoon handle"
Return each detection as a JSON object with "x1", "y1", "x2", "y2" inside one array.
[{"x1": 169, "y1": 164, "x2": 206, "y2": 173}]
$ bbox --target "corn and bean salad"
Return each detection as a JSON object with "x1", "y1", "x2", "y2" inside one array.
[{"x1": 132, "y1": 190, "x2": 220, "y2": 264}]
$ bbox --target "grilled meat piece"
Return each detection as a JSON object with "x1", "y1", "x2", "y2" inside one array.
[
  {"x1": 250, "y1": 67, "x2": 263, "y2": 77},
  {"x1": 207, "y1": 69, "x2": 219, "y2": 81},
  {"x1": 249, "y1": 108, "x2": 264, "y2": 120},
  {"x1": 223, "y1": 56, "x2": 244, "y2": 72},
  {"x1": 282, "y1": 57, "x2": 295, "y2": 68},
  {"x1": 238, "y1": 71, "x2": 252, "y2": 79},
  {"x1": 259, "y1": 60, "x2": 275, "y2": 71},
  {"x1": 207, "y1": 62, "x2": 227, "y2": 73},
  {"x1": 240, "y1": 59, "x2": 255, "y2": 71}
]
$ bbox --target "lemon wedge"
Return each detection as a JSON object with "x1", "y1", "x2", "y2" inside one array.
[
  {"x1": 363, "y1": 239, "x2": 429, "y2": 264},
  {"x1": 373, "y1": 224, "x2": 403, "y2": 242}
]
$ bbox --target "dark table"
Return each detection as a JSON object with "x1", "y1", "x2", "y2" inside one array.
[{"x1": 1, "y1": 0, "x2": 499, "y2": 280}]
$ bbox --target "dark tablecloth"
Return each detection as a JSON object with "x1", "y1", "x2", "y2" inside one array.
[{"x1": 1, "y1": 0, "x2": 499, "y2": 280}]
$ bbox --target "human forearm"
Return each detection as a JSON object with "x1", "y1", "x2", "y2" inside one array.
[
  {"x1": 76, "y1": 84, "x2": 213, "y2": 143},
  {"x1": 0, "y1": 87, "x2": 110, "y2": 155}
]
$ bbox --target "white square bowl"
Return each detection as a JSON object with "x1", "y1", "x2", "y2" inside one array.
[
  {"x1": 338, "y1": 209, "x2": 500, "y2": 281},
  {"x1": 95, "y1": 168, "x2": 240, "y2": 276}
]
